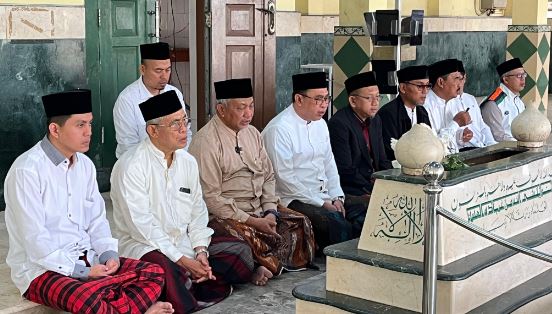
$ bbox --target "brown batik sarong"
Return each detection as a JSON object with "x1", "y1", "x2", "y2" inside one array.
[{"x1": 208, "y1": 206, "x2": 316, "y2": 275}]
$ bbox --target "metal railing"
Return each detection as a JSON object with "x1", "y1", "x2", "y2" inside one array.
[{"x1": 421, "y1": 161, "x2": 552, "y2": 314}]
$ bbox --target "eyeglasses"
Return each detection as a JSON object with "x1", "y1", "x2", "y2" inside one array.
[
  {"x1": 506, "y1": 72, "x2": 528, "y2": 79},
  {"x1": 351, "y1": 94, "x2": 383, "y2": 102},
  {"x1": 151, "y1": 117, "x2": 189, "y2": 131},
  {"x1": 300, "y1": 94, "x2": 331, "y2": 106},
  {"x1": 404, "y1": 81, "x2": 433, "y2": 91}
]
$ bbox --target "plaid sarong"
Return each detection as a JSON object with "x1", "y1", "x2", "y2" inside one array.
[{"x1": 24, "y1": 257, "x2": 165, "y2": 314}]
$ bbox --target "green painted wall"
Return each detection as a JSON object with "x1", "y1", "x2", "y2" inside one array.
[
  {"x1": 0, "y1": 39, "x2": 86, "y2": 208},
  {"x1": 276, "y1": 33, "x2": 335, "y2": 112},
  {"x1": 402, "y1": 31, "x2": 507, "y2": 97}
]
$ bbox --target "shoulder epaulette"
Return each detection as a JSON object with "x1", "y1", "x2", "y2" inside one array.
[{"x1": 483, "y1": 86, "x2": 506, "y2": 105}]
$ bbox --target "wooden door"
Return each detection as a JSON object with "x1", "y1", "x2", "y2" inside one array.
[
  {"x1": 210, "y1": 0, "x2": 276, "y2": 130},
  {"x1": 86, "y1": 0, "x2": 156, "y2": 168}
]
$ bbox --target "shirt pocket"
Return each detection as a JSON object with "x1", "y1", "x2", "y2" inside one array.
[
  {"x1": 174, "y1": 192, "x2": 193, "y2": 224},
  {"x1": 72, "y1": 199, "x2": 94, "y2": 229}
]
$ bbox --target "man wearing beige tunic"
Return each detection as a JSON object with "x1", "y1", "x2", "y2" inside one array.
[{"x1": 189, "y1": 79, "x2": 315, "y2": 281}]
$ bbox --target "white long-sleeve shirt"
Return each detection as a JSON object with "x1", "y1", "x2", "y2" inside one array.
[
  {"x1": 110, "y1": 138, "x2": 213, "y2": 262},
  {"x1": 423, "y1": 90, "x2": 466, "y2": 152},
  {"x1": 113, "y1": 77, "x2": 192, "y2": 158},
  {"x1": 5, "y1": 137, "x2": 118, "y2": 294},
  {"x1": 450, "y1": 93, "x2": 497, "y2": 148},
  {"x1": 261, "y1": 105, "x2": 344, "y2": 207}
]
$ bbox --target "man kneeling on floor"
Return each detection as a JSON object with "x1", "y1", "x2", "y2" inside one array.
[
  {"x1": 111, "y1": 90, "x2": 257, "y2": 313},
  {"x1": 4, "y1": 89, "x2": 172, "y2": 314}
]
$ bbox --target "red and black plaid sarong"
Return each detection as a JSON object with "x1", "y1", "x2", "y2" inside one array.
[
  {"x1": 142, "y1": 236, "x2": 254, "y2": 313},
  {"x1": 24, "y1": 257, "x2": 165, "y2": 314}
]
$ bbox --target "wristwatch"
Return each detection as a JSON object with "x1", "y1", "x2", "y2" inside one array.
[
  {"x1": 194, "y1": 248, "x2": 209, "y2": 259},
  {"x1": 262, "y1": 209, "x2": 281, "y2": 222},
  {"x1": 331, "y1": 196, "x2": 345, "y2": 204}
]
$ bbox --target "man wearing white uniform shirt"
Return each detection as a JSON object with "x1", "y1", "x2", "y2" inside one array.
[
  {"x1": 480, "y1": 57, "x2": 526, "y2": 142},
  {"x1": 262, "y1": 72, "x2": 364, "y2": 251},
  {"x1": 450, "y1": 60, "x2": 497, "y2": 150},
  {"x1": 424, "y1": 59, "x2": 473, "y2": 153},
  {"x1": 111, "y1": 90, "x2": 255, "y2": 313},
  {"x1": 113, "y1": 42, "x2": 192, "y2": 158}
]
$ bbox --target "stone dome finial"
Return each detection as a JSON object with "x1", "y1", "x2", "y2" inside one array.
[
  {"x1": 511, "y1": 103, "x2": 551, "y2": 148},
  {"x1": 395, "y1": 123, "x2": 445, "y2": 175}
]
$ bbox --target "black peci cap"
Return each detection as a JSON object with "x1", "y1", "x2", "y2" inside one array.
[{"x1": 139, "y1": 90, "x2": 182, "y2": 122}]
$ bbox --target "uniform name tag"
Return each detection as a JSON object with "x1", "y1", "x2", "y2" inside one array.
[{"x1": 179, "y1": 187, "x2": 191, "y2": 194}]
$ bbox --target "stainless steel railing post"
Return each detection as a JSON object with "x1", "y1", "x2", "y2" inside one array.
[{"x1": 422, "y1": 161, "x2": 444, "y2": 314}]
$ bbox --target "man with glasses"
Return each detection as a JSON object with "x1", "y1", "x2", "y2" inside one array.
[
  {"x1": 481, "y1": 57, "x2": 526, "y2": 142},
  {"x1": 262, "y1": 72, "x2": 356, "y2": 251},
  {"x1": 377, "y1": 65, "x2": 432, "y2": 161},
  {"x1": 328, "y1": 71, "x2": 392, "y2": 211},
  {"x1": 113, "y1": 42, "x2": 192, "y2": 158},
  {"x1": 111, "y1": 90, "x2": 254, "y2": 312},
  {"x1": 450, "y1": 61, "x2": 497, "y2": 150},
  {"x1": 189, "y1": 78, "x2": 315, "y2": 283},
  {"x1": 424, "y1": 59, "x2": 473, "y2": 153}
]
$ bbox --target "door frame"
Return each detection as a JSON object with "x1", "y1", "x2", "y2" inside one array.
[
  {"x1": 85, "y1": 0, "x2": 103, "y2": 168},
  {"x1": 194, "y1": 0, "x2": 210, "y2": 130}
]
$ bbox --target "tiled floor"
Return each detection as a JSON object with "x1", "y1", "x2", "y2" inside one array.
[{"x1": 0, "y1": 193, "x2": 324, "y2": 313}]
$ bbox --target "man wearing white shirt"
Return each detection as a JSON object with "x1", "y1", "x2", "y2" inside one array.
[
  {"x1": 451, "y1": 62, "x2": 497, "y2": 150},
  {"x1": 480, "y1": 57, "x2": 526, "y2": 142},
  {"x1": 424, "y1": 59, "x2": 473, "y2": 153},
  {"x1": 111, "y1": 90, "x2": 255, "y2": 313},
  {"x1": 262, "y1": 72, "x2": 363, "y2": 250},
  {"x1": 113, "y1": 42, "x2": 192, "y2": 158},
  {"x1": 4, "y1": 89, "x2": 172, "y2": 314}
]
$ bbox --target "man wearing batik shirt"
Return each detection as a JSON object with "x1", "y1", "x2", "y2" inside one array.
[
  {"x1": 4, "y1": 89, "x2": 172, "y2": 314},
  {"x1": 111, "y1": 91, "x2": 254, "y2": 312},
  {"x1": 189, "y1": 79, "x2": 315, "y2": 284}
]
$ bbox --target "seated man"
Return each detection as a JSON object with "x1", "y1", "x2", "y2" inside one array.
[
  {"x1": 450, "y1": 60, "x2": 496, "y2": 150},
  {"x1": 424, "y1": 59, "x2": 473, "y2": 153},
  {"x1": 377, "y1": 65, "x2": 432, "y2": 161},
  {"x1": 189, "y1": 79, "x2": 315, "y2": 279},
  {"x1": 262, "y1": 72, "x2": 363, "y2": 250},
  {"x1": 480, "y1": 57, "x2": 526, "y2": 142},
  {"x1": 111, "y1": 91, "x2": 255, "y2": 313},
  {"x1": 113, "y1": 42, "x2": 192, "y2": 158},
  {"x1": 328, "y1": 71, "x2": 392, "y2": 209},
  {"x1": 4, "y1": 89, "x2": 172, "y2": 314}
]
